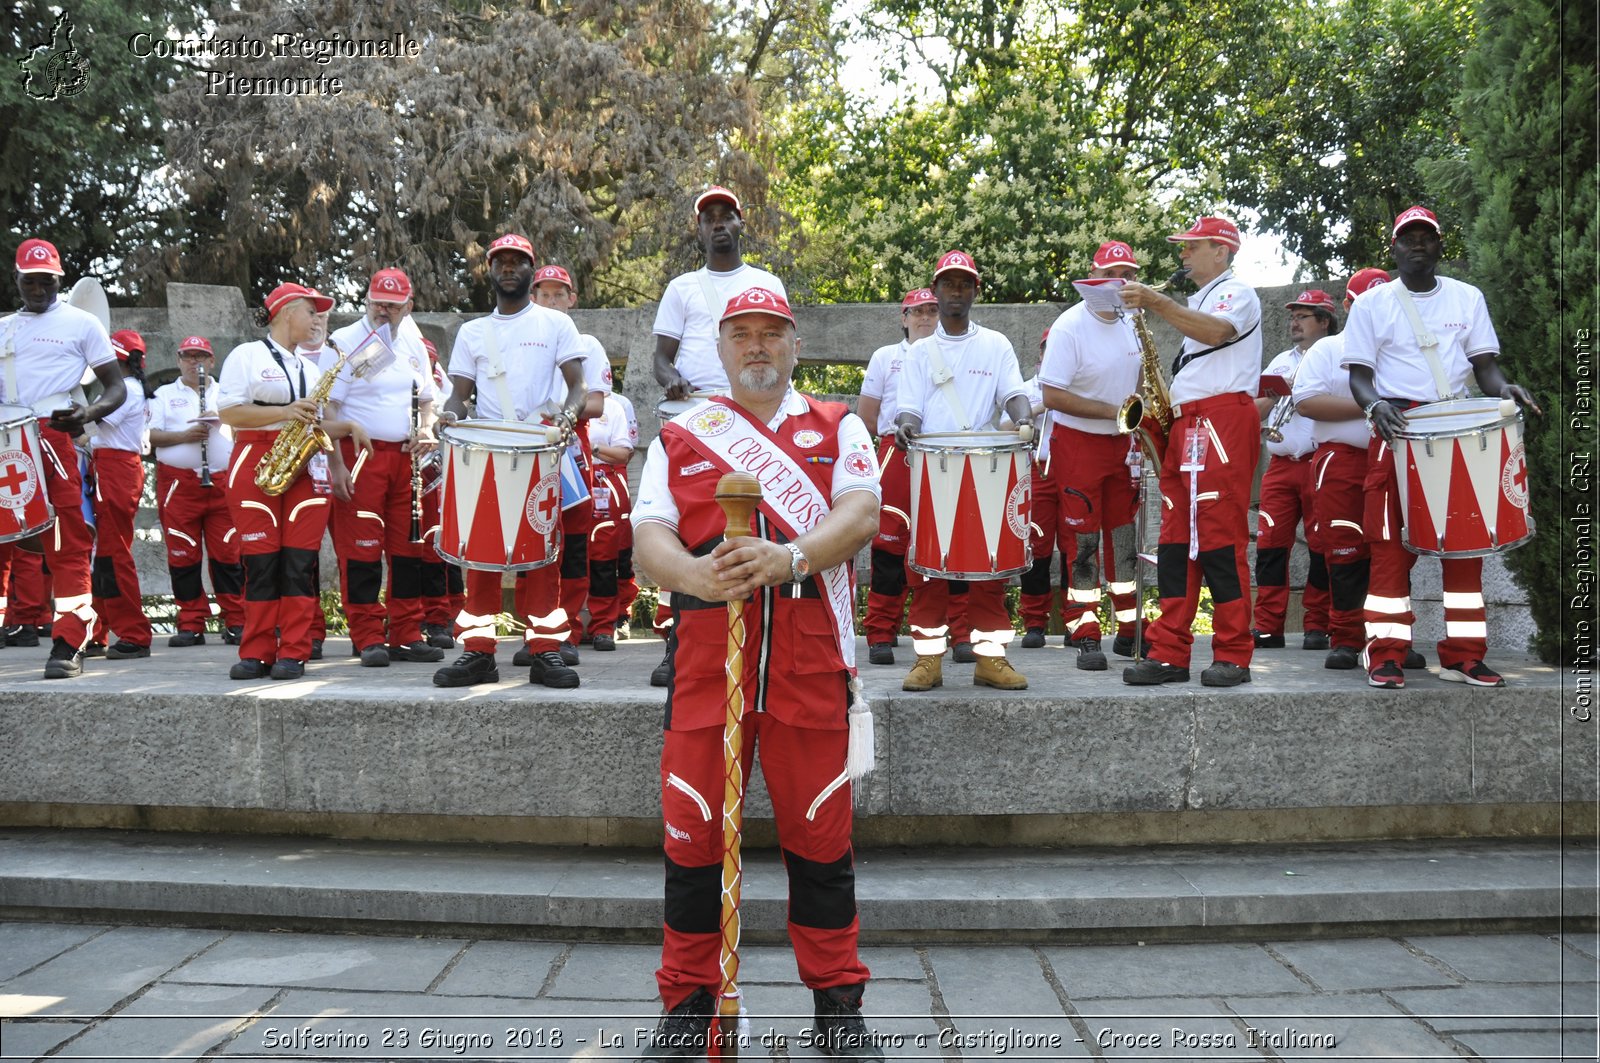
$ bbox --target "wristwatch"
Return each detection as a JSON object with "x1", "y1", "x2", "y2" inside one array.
[{"x1": 786, "y1": 542, "x2": 810, "y2": 584}]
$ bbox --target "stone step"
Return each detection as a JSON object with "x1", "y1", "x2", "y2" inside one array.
[{"x1": 0, "y1": 830, "x2": 1589, "y2": 943}]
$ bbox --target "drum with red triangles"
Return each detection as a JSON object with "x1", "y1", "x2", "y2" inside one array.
[
  {"x1": 436, "y1": 420, "x2": 562, "y2": 572},
  {"x1": 1393, "y1": 397, "x2": 1534, "y2": 558},
  {"x1": 907, "y1": 430, "x2": 1033, "y2": 580}
]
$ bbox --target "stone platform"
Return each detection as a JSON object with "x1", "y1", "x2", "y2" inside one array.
[{"x1": 0, "y1": 634, "x2": 1587, "y2": 849}]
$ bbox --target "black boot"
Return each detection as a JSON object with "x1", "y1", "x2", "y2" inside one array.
[
  {"x1": 634, "y1": 987, "x2": 713, "y2": 1061},
  {"x1": 813, "y1": 984, "x2": 886, "y2": 1061}
]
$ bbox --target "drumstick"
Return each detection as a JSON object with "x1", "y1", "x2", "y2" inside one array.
[
  {"x1": 917, "y1": 429, "x2": 1033, "y2": 441},
  {"x1": 1399, "y1": 401, "x2": 1522, "y2": 421}
]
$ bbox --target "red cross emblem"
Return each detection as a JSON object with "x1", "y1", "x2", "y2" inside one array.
[
  {"x1": 0, "y1": 451, "x2": 38, "y2": 510},
  {"x1": 526, "y1": 469, "x2": 562, "y2": 534}
]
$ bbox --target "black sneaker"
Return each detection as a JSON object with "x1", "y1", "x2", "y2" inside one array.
[
  {"x1": 1404, "y1": 648, "x2": 1427, "y2": 670},
  {"x1": 951, "y1": 641, "x2": 976, "y2": 663},
  {"x1": 388, "y1": 640, "x2": 445, "y2": 663},
  {"x1": 592, "y1": 634, "x2": 616, "y2": 652},
  {"x1": 1021, "y1": 627, "x2": 1046, "y2": 649},
  {"x1": 168, "y1": 630, "x2": 206, "y2": 648},
  {"x1": 529, "y1": 651, "x2": 580, "y2": 689},
  {"x1": 634, "y1": 986, "x2": 713, "y2": 1061},
  {"x1": 309, "y1": 639, "x2": 324, "y2": 661},
  {"x1": 82, "y1": 641, "x2": 106, "y2": 658},
  {"x1": 1073, "y1": 637, "x2": 1107, "y2": 671},
  {"x1": 359, "y1": 644, "x2": 391, "y2": 668},
  {"x1": 105, "y1": 640, "x2": 150, "y2": 660},
  {"x1": 1324, "y1": 646, "x2": 1361, "y2": 670},
  {"x1": 5, "y1": 625, "x2": 39, "y2": 647},
  {"x1": 434, "y1": 650, "x2": 499, "y2": 687},
  {"x1": 1252, "y1": 629, "x2": 1285, "y2": 649},
  {"x1": 270, "y1": 659, "x2": 306, "y2": 680},
  {"x1": 1302, "y1": 630, "x2": 1331, "y2": 650},
  {"x1": 43, "y1": 637, "x2": 83, "y2": 679},
  {"x1": 559, "y1": 643, "x2": 581, "y2": 666},
  {"x1": 222, "y1": 625, "x2": 243, "y2": 646},
  {"x1": 1123, "y1": 658, "x2": 1190, "y2": 685},
  {"x1": 1201, "y1": 661, "x2": 1251, "y2": 687},
  {"x1": 1368, "y1": 660, "x2": 1405, "y2": 689},
  {"x1": 867, "y1": 643, "x2": 895, "y2": 665},
  {"x1": 812, "y1": 984, "x2": 887, "y2": 1062},
  {"x1": 1439, "y1": 659, "x2": 1506, "y2": 687},
  {"x1": 422, "y1": 622, "x2": 455, "y2": 649},
  {"x1": 512, "y1": 645, "x2": 537, "y2": 667},
  {"x1": 650, "y1": 645, "x2": 672, "y2": 688},
  {"x1": 1111, "y1": 633, "x2": 1149, "y2": 659},
  {"x1": 229, "y1": 658, "x2": 268, "y2": 680}
]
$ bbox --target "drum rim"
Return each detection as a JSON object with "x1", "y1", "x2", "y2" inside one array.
[
  {"x1": 0, "y1": 402, "x2": 38, "y2": 426},
  {"x1": 441, "y1": 419, "x2": 563, "y2": 453},
  {"x1": 0, "y1": 514, "x2": 57, "y2": 545},
  {"x1": 434, "y1": 540, "x2": 562, "y2": 573},
  {"x1": 1394, "y1": 397, "x2": 1522, "y2": 441},
  {"x1": 908, "y1": 432, "x2": 1032, "y2": 454}
]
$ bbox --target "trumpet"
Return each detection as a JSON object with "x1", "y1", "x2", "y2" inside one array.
[
  {"x1": 1262, "y1": 356, "x2": 1304, "y2": 444},
  {"x1": 197, "y1": 364, "x2": 213, "y2": 488}
]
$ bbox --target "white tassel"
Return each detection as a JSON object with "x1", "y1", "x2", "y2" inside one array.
[{"x1": 846, "y1": 676, "x2": 876, "y2": 783}]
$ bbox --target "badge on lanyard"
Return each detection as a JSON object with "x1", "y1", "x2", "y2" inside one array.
[
  {"x1": 1181, "y1": 424, "x2": 1210, "y2": 473},
  {"x1": 308, "y1": 452, "x2": 332, "y2": 495}
]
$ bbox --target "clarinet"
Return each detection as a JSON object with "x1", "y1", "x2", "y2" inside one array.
[
  {"x1": 197, "y1": 364, "x2": 213, "y2": 488},
  {"x1": 408, "y1": 380, "x2": 423, "y2": 542}
]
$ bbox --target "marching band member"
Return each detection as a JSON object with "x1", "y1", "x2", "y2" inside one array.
[
  {"x1": 4, "y1": 552, "x2": 50, "y2": 646},
  {"x1": 1251, "y1": 290, "x2": 1336, "y2": 651},
  {"x1": 218, "y1": 283, "x2": 358, "y2": 681},
  {"x1": 0, "y1": 239, "x2": 127, "y2": 679},
  {"x1": 1035, "y1": 241, "x2": 1146, "y2": 668},
  {"x1": 1343, "y1": 206, "x2": 1540, "y2": 689},
  {"x1": 631, "y1": 286, "x2": 885, "y2": 1063},
  {"x1": 325, "y1": 269, "x2": 444, "y2": 667},
  {"x1": 147, "y1": 335, "x2": 244, "y2": 646},
  {"x1": 1120, "y1": 216, "x2": 1262, "y2": 687},
  {"x1": 417, "y1": 337, "x2": 463, "y2": 648},
  {"x1": 894, "y1": 250, "x2": 1033, "y2": 692},
  {"x1": 648, "y1": 186, "x2": 788, "y2": 687},
  {"x1": 296, "y1": 311, "x2": 337, "y2": 661},
  {"x1": 89, "y1": 328, "x2": 153, "y2": 659},
  {"x1": 434, "y1": 233, "x2": 587, "y2": 689},
  {"x1": 585, "y1": 389, "x2": 637, "y2": 651}
]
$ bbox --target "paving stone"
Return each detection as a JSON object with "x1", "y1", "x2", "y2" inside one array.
[
  {"x1": 0, "y1": 922, "x2": 106, "y2": 982},
  {"x1": 1267, "y1": 938, "x2": 1460, "y2": 992},
  {"x1": 1226, "y1": 991, "x2": 1457, "y2": 1057},
  {"x1": 167, "y1": 930, "x2": 463, "y2": 993},
  {"x1": 1385, "y1": 982, "x2": 1599, "y2": 1033},
  {"x1": 926, "y1": 945, "x2": 1063, "y2": 1016},
  {"x1": 0, "y1": 926, "x2": 220, "y2": 1019},
  {"x1": 50, "y1": 982, "x2": 279, "y2": 1062},
  {"x1": 1562, "y1": 931, "x2": 1600, "y2": 961},
  {"x1": 1452, "y1": 1029, "x2": 1596, "y2": 1062},
  {"x1": 1074, "y1": 999, "x2": 1265, "y2": 1059},
  {"x1": 542, "y1": 943, "x2": 660, "y2": 1000},
  {"x1": 0, "y1": 1017, "x2": 86, "y2": 1057},
  {"x1": 1403, "y1": 933, "x2": 1571, "y2": 983},
  {"x1": 1044, "y1": 942, "x2": 1310, "y2": 1000},
  {"x1": 431, "y1": 940, "x2": 566, "y2": 998}
]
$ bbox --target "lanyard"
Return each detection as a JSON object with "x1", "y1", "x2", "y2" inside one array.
[{"x1": 261, "y1": 337, "x2": 306, "y2": 401}]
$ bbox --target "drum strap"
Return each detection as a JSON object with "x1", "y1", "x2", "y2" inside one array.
[
  {"x1": 696, "y1": 270, "x2": 726, "y2": 330},
  {"x1": 923, "y1": 338, "x2": 975, "y2": 430},
  {"x1": 481, "y1": 321, "x2": 520, "y2": 422},
  {"x1": 1391, "y1": 286, "x2": 1460, "y2": 401}
]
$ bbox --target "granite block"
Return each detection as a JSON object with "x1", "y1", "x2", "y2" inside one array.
[
  {"x1": 56, "y1": 982, "x2": 280, "y2": 1063},
  {"x1": 166, "y1": 930, "x2": 463, "y2": 993},
  {"x1": 432, "y1": 941, "x2": 567, "y2": 998},
  {"x1": 1266, "y1": 938, "x2": 1460, "y2": 992},
  {"x1": 542, "y1": 943, "x2": 660, "y2": 1000},
  {"x1": 1224, "y1": 991, "x2": 1456, "y2": 1055},
  {"x1": 0, "y1": 1017, "x2": 86, "y2": 1057},
  {"x1": 1403, "y1": 933, "x2": 1574, "y2": 983},
  {"x1": 1073, "y1": 999, "x2": 1263, "y2": 1059},
  {"x1": 1384, "y1": 982, "x2": 1599, "y2": 1032},
  {"x1": 1043, "y1": 943, "x2": 1309, "y2": 1000},
  {"x1": 0, "y1": 922, "x2": 106, "y2": 983},
  {"x1": 0, "y1": 926, "x2": 220, "y2": 1019}
]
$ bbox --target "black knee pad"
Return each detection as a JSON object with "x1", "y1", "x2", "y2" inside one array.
[
  {"x1": 1255, "y1": 546, "x2": 1289, "y2": 587},
  {"x1": 242, "y1": 553, "x2": 281, "y2": 602},
  {"x1": 782, "y1": 848, "x2": 858, "y2": 930},
  {"x1": 1019, "y1": 555, "x2": 1053, "y2": 596},
  {"x1": 389, "y1": 555, "x2": 423, "y2": 600},
  {"x1": 560, "y1": 535, "x2": 588, "y2": 580},
  {"x1": 281, "y1": 547, "x2": 320, "y2": 599},
  {"x1": 589, "y1": 560, "x2": 618, "y2": 599},
  {"x1": 1155, "y1": 543, "x2": 1189, "y2": 600},
  {"x1": 209, "y1": 558, "x2": 243, "y2": 598},
  {"x1": 1307, "y1": 550, "x2": 1329, "y2": 591},
  {"x1": 869, "y1": 548, "x2": 906, "y2": 596},
  {"x1": 90, "y1": 556, "x2": 121, "y2": 599},
  {"x1": 1199, "y1": 545, "x2": 1244, "y2": 604},
  {"x1": 663, "y1": 854, "x2": 721, "y2": 934},
  {"x1": 1330, "y1": 558, "x2": 1370, "y2": 611},
  {"x1": 169, "y1": 562, "x2": 204, "y2": 603}
]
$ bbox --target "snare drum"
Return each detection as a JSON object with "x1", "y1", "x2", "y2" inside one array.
[
  {"x1": 437, "y1": 420, "x2": 564, "y2": 571},
  {"x1": 907, "y1": 431, "x2": 1032, "y2": 579},
  {"x1": 0, "y1": 404, "x2": 55, "y2": 544},
  {"x1": 1393, "y1": 397, "x2": 1534, "y2": 557}
]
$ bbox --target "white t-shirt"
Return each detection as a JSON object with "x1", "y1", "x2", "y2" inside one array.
[
  {"x1": 860, "y1": 339, "x2": 912, "y2": 435},
  {"x1": 217, "y1": 339, "x2": 325, "y2": 432},
  {"x1": 447, "y1": 302, "x2": 584, "y2": 422},
  {"x1": 898, "y1": 323, "x2": 1028, "y2": 434},
  {"x1": 90, "y1": 381, "x2": 148, "y2": 453},
  {"x1": 589, "y1": 393, "x2": 638, "y2": 456},
  {"x1": 1340, "y1": 276, "x2": 1499, "y2": 402},
  {"x1": 576, "y1": 334, "x2": 612, "y2": 395},
  {"x1": 1261, "y1": 346, "x2": 1317, "y2": 458},
  {"x1": 1037, "y1": 302, "x2": 1142, "y2": 436},
  {"x1": 1169, "y1": 270, "x2": 1263, "y2": 407},
  {"x1": 1292, "y1": 334, "x2": 1371, "y2": 449},
  {"x1": 0, "y1": 300, "x2": 116, "y2": 411},
  {"x1": 325, "y1": 316, "x2": 439, "y2": 443},
  {"x1": 652, "y1": 264, "x2": 789, "y2": 391},
  {"x1": 149, "y1": 379, "x2": 234, "y2": 470},
  {"x1": 633, "y1": 389, "x2": 879, "y2": 531}
]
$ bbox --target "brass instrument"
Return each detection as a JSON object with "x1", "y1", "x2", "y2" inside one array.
[
  {"x1": 1115, "y1": 268, "x2": 1189, "y2": 466},
  {"x1": 197, "y1": 364, "x2": 213, "y2": 488},
  {"x1": 1262, "y1": 356, "x2": 1304, "y2": 444},
  {"x1": 254, "y1": 339, "x2": 347, "y2": 497}
]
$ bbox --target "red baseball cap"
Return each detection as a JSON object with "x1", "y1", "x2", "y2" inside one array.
[
  {"x1": 720, "y1": 287, "x2": 794, "y2": 325},
  {"x1": 533, "y1": 264, "x2": 574, "y2": 289},
  {"x1": 693, "y1": 185, "x2": 742, "y2": 217},
  {"x1": 177, "y1": 335, "x2": 214, "y2": 355},
  {"x1": 933, "y1": 250, "x2": 980, "y2": 283},
  {"x1": 15, "y1": 239, "x2": 64, "y2": 276},
  {"x1": 1092, "y1": 241, "x2": 1141, "y2": 270},
  {"x1": 264, "y1": 283, "x2": 334, "y2": 321},
  {"x1": 1391, "y1": 205, "x2": 1440, "y2": 238},
  {"x1": 485, "y1": 233, "x2": 536, "y2": 264},
  {"x1": 1346, "y1": 268, "x2": 1391, "y2": 301},
  {"x1": 1167, "y1": 216, "x2": 1242, "y2": 251},
  {"x1": 1284, "y1": 289, "x2": 1337, "y2": 311},
  {"x1": 901, "y1": 288, "x2": 936, "y2": 309},
  {"x1": 368, "y1": 268, "x2": 413, "y2": 303},
  {"x1": 109, "y1": 329, "x2": 145, "y2": 362}
]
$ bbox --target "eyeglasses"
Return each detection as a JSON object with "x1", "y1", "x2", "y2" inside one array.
[{"x1": 1289, "y1": 312, "x2": 1320, "y2": 322}]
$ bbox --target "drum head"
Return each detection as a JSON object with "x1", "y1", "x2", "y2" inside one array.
[
  {"x1": 1398, "y1": 397, "x2": 1518, "y2": 437},
  {"x1": 443, "y1": 420, "x2": 557, "y2": 452}
]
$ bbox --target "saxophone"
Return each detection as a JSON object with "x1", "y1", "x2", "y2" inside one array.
[
  {"x1": 1115, "y1": 268, "x2": 1188, "y2": 466},
  {"x1": 255, "y1": 339, "x2": 347, "y2": 496}
]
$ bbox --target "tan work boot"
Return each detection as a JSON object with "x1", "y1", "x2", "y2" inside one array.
[
  {"x1": 974, "y1": 654, "x2": 1028, "y2": 690},
  {"x1": 902, "y1": 654, "x2": 943, "y2": 691}
]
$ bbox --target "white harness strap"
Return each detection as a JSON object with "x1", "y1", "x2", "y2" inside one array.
[
  {"x1": 482, "y1": 321, "x2": 519, "y2": 422},
  {"x1": 924, "y1": 337, "x2": 975, "y2": 430},
  {"x1": 1392, "y1": 286, "x2": 1461, "y2": 401}
]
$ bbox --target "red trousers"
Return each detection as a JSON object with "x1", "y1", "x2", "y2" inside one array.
[
  {"x1": 89, "y1": 449, "x2": 152, "y2": 647},
  {"x1": 656, "y1": 711, "x2": 868, "y2": 1007},
  {"x1": 5, "y1": 550, "x2": 49, "y2": 627},
  {"x1": 1309, "y1": 442, "x2": 1371, "y2": 651},
  {"x1": 457, "y1": 563, "x2": 564, "y2": 654},
  {"x1": 587, "y1": 462, "x2": 632, "y2": 638},
  {"x1": 226, "y1": 431, "x2": 331, "y2": 664},
  {"x1": 1145, "y1": 393, "x2": 1261, "y2": 669},
  {"x1": 156, "y1": 464, "x2": 244, "y2": 633},
  {"x1": 332, "y1": 439, "x2": 426, "y2": 650},
  {"x1": 864, "y1": 437, "x2": 971, "y2": 646},
  {"x1": 417, "y1": 475, "x2": 464, "y2": 625},
  {"x1": 1363, "y1": 435, "x2": 1487, "y2": 669},
  {"x1": 0, "y1": 426, "x2": 98, "y2": 649},
  {"x1": 1253, "y1": 454, "x2": 1331, "y2": 636},
  {"x1": 908, "y1": 574, "x2": 1010, "y2": 656},
  {"x1": 554, "y1": 499, "x2": 591, "y2": 648}
]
